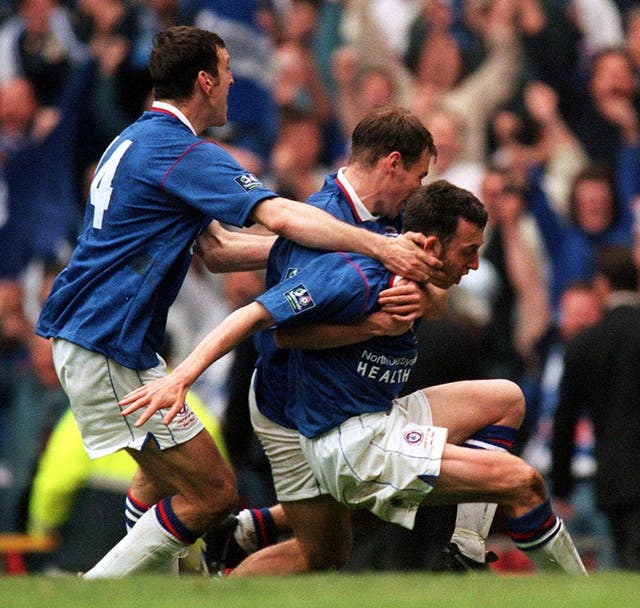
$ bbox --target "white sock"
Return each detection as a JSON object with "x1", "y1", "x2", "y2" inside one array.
[
  {"x1": 234, "y1": 509, "x2": 258, "y2": 554},
  {"x1": 525, "y1": 519, "x2": 587, "y2": 575},
  {"x1": 450, "y1": 502, "x2": 498, "y2": 562},
  {"x1": 84, "y1": 505, "x2": 189, "y2": 579},
  {"x1": 453, "y1": 426, "x2": 517, "y2": 563},
  {"x1": 125, "y1": 494, "x2": 179, "y2": 575}
]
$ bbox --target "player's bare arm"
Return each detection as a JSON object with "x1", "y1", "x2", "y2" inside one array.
[
  {"x1": 275, "y1": 278, "x2": 449, "y2": 350},
  {"x1": 196, "y1": 220, "x2": 276, "y2": 272},
  {"x1": 378, "y1": 280, "x2": 449, "y2": 320},
  {"x1": 250, "y1": 197, "x2": 444, "y2": 283},
  {"x1": 120, "y1": 302, "x2": 274, "y2": 426},
  {"x1": 274, "y1": 311, "x2": 415, "y2": 351}
]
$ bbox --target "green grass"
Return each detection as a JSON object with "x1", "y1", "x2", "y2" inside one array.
[{"x1": 2, "y1": 572, "x2": 639, "y2": 608}]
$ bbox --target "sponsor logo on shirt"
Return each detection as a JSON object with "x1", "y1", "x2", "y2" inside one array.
[
  {"x1": 235, "y1": 173, "x2": 264, "y2": 191},
  {"x1": 356, "y1": 349, "x2": 416, "y2": 384},
  {"x1": 284, "y1": 284, "x2": 315, "y2": 314},
  {"x1": 284, "y1": 267, "x2": 300, "y2": 279}
]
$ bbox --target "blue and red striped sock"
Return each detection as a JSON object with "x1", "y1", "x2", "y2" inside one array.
[
  {"x1": 125, "y1": 488, "x2": 151, "y2": 533},
  {"x1": 247, "y1": 507, "x2": 278, "y2": 550},
  {"x1": 461, "y1": 424, "x2": 517, "y2": 453},
  {"x1": 505, "y1": 500, "x2": 562, "y2": 552},
  {"x1": 155, "y1": 497, "x2": 200, "y2": 545}
]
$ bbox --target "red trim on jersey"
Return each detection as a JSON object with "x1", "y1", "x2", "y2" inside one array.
[
  {"x1": 161, "y1": 140, "x2": 210, "y2": 190},
  {"x1": 335, "y1": 172, "x2": 363, "y2": 223},
  {"x1": 337, "y1": 252, "x2": 371, "y2": 317},
  {"x1": 151, "y1": 107, "x2": 179, "y2": 118}
]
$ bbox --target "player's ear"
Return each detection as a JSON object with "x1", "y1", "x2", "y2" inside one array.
[
  {"x1": 421, "y1": 235, "x2": 441, "y2": 256},
  {"x1": 197, "y1": 70, "x2": 215, "y2": 93},
  {"x1": 385, "y1": 151, "x2": 402, "y2": 173}
]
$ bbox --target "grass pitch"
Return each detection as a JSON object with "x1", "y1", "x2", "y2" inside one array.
[{"x1": 2, "y1": 571, "x2": 639, "y2": 608}]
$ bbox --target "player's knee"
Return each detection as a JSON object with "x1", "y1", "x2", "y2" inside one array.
[
  {"x1": 198, "y1": 468, "x2": 239, "y2": 522},
  {"x1": 496, "y1": 379, "x2": 526, "y2": 429},
  {"x1": 514, "y1": 461, "x2": 547, "y2": 509}
]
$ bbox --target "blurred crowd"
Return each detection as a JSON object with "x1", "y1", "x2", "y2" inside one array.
[{"x1": 2, "y1": 0, "x2": 640, "y2": 573}]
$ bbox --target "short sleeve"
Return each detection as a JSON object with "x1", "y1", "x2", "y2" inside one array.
[{"x1": 256, "y1": 252, "x2": 389, "y2": 327}]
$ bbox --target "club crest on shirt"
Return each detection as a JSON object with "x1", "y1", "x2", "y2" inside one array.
[
  {"x1": 284, "y1": 284, "x2": 315, "y2": 314},
  {"x1": 235, "y1": 172, "x2": 264, "y2": 191}
]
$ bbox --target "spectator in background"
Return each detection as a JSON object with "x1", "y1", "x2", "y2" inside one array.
[
  {"x1": 423, "y1": 107, "x2": 485, "y2": 197},
  {"x1": 0, "y1": 59, "x2": 94, "y2": 280},
  {"x1": 478, "y1": 167, "x2": 550, "y2": 388},
  {"x1": 195, "y1": 0, "x2": 279, "y2": 175},
  {"x1": 0, "y1": 275, "x2": 68, "y2": 533},
  {"x1": 527, "y1": 161, "x2": 635, "y2": 313},
  {"x1": 552, "y1": 245, "x2": 640, "y2": 570},
  {"x1": 0, "y1": 0, "x2": 87, "y2": 104},
  {"x1": 410, "y1": 0, "x2": 521, "y2": 165},
  {"x1": 519, "y1": 79, "x2": 589, "y2": 217},
  {"x1": 522, "y1": 280, "x2": 614, "y2": 570},
  {"x1": 268, "y1": 105, "x2": 329, "y2": 202},
  {"x1": 624, "y1": 5, "x2": 640, "y2": 81},
  {"x1": 575, "y1": 47, "x2": 640, "y2": 167}
]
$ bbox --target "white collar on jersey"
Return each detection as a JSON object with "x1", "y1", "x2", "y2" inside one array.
[
  {"x1": 336, "y1": 167, "x2": 379, "y2": 222},
  {"x1": 151, "y1": 101, "x2": 197, "y2": 135}
]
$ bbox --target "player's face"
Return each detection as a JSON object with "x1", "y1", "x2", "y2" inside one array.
[
  {"x1": 208, "y1": 47, "x2": 234, "y2": 126},
  {"x1": 431, "y1": 218, "x2": 484, "y2": 289},
  {"x1": 379, "y1": 150, "x2": 433, "y2": 218}
]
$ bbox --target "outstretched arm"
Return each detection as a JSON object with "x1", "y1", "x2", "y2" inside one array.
[
  {"x1": 275, "y1": 279, "x2": 449, "y2": 349},
  {"x1": 195, "y1": 220, "x2": 277, "y2": 272},
  {"x1": 275, "y1": 311, "x2": 414, "y2": 350},
  {"x1": 251, "y1": 197, "x2": 446, "y2": 284},
  {"x1": 119, "y1": 302, "x2": 274, "y2": 427}
]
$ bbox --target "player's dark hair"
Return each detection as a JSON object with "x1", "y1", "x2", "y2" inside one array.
[
  {"x1": 150, "y1": 26, "x2": 226, "y2": 102},
  {"x1": 349, "y1": 106, "x2": 437, "y2": 169},
  {"x1": 402, "y1": 180, "x2": 488, "y2": 246}
]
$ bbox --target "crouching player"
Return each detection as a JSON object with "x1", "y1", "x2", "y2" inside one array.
[{"x1": 121, "y1": 181, "x2": 587, "y2": 575}]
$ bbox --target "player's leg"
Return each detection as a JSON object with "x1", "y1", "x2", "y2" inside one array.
[
  {"x1": 230, "y1": 496, "x2": 352, "y2": 575},
  {"x1": 84, "y1": 428, "x2": 237, "y2": 578},
  {"x1": 423, "y1": 379, "x2": 524, "y2": 568},
  {"x1": 201, "y1": 504, "x2": 286, "y2": 575},
  {"x1": 125, "y1": 467, "x2": 182, "y2": 573},
  {"x1": 424, "y1": 379, "x2": 524, "y2": 444},
  {"x1": 51, "y1": 340, "x2": 237, "y2": 579},
  {"x1": 219, "y1": 378, "x2": 346, "y2": 576},
  {"x1": 426, "y1": 444, "x2": 586, "y2": 574},
  {"x1": 126, "y1": 465, "x2": 176, "y2": 531}
]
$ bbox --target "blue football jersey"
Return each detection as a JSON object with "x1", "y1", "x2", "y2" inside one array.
[
  {"x1": 256, "y1": 250, "x2": 417, "y2": 438},
  {"x1": 36, "y1": 104, "x2": 278, "y2": 369},
  {"x1": 253, "y1": 169, "x2": 403, "y2": 430}
]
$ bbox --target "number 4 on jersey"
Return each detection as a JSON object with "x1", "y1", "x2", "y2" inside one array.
[{"x1": 90, "y1": 139, "x2": 133, "y2": 229}]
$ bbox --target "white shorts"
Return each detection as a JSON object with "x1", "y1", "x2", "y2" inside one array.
[
  {"x1": 300, "y1": 390, "x2": 448, "y2": 529},
  {"x1": 248, "y1": 372, "x2": 323, "y2": 502},
  {"x1": 52, "y1": 338, "x2": 204, "y2": 459}
]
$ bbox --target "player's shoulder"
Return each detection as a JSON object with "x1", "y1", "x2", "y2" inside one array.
[{"x1": 321, "y1": 251, "x2": 388, "y2": 284}]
